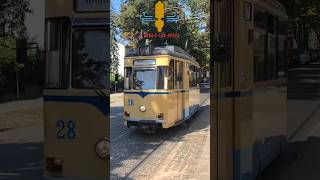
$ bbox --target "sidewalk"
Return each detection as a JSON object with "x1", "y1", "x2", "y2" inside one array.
[
  {"x1": 0, "y1": 98, "x2": 43, "y2": 132},
  {"x1": 110, "y1": 93, "x2": 123, "y2": 104},
  {"x1": 0, "y1": 125, "x2": 43, "y2": 143}
]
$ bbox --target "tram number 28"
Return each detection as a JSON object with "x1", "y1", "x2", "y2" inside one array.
[{"x1": 56, "y1": 120, "x2": 76, "y2": 140}]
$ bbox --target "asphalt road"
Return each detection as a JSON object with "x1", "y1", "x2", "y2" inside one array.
[{"x1": 288, "y1": 63, "x2": 320, "y2": 100}]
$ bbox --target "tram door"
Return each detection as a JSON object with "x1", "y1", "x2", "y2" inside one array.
[{"x1": 213, "y1": 0, "x2": 234, "y2": 179}]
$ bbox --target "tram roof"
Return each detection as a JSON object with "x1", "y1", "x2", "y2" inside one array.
[{"x1": 125, "y1": 45, "x2": 199, "y2": 65}]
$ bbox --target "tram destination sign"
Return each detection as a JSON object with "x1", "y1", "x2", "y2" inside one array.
[{"x1": 75, "y1": 0, "x2": 109, "y2": 12}]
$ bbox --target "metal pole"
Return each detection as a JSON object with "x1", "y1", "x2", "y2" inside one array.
[{"x1": 16, "y1": 71, "x2": 19, "y2": 100}]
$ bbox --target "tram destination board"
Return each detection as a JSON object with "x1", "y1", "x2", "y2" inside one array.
[{"x1": 74, "y1": 0, "x2": 109, "y2": 12}]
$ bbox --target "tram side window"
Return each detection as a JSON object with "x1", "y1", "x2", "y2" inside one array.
[
  {"x1": 189, "y1": 65, "x2": 197, "y2": 87},
  {"x1": 175, "y1": 61, "x2": 183, "y2": 89},
  {"x1": 196, "y1": 68, "x2": 200, "y2": 86},
  {"x1": 267, "y1": 15, "x2": 277, "y2": 80},
  {"x1": 72, "y1": 30, "x2": 108, "y2": 89},
  {"x1": 254, "y1": 10, "x2": 267, "y2": 82},
  {"x1": 277, "y1": 20, "x2": 288, "y2": 79},
  {"x1": 45, "y1": 19, "x2": 70, "y2": 89},
  {"x1": 157, "y1": 67, "x2": 168, "y2": 89},
  {"x1": 189, "y1": 65, "x2": 193, "y2": 87},
  {"x1": 168, "y1": 60, "x2": 174, "y2": 89},
  {"x1": 124, "y1": 67, "x2": 132, "y2": 90}
]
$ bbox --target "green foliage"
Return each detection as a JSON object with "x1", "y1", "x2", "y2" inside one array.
[
  {"x1": 0, "y1": 0, "x2": 32, "y2": 37},
  {"x1": 0, "y1": 0, "x2": 31, "y2": 77},
  {"x1": 0, "y1": 37, "x2": 24, "y2": 73},
  {"x1": 116, "y1": 0, "x2": 210, "y2": 72},
  {"x1": 110, "y1": 73, "x2": 124, "y2": 85},
  {"x1": 278, "y1": 0, "x2": 320, "y2": 49}
]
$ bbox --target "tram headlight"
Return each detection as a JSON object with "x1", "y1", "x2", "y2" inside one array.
[
  {"x1": 95, "y1": 138, "x2": 109, "y2": 159},
  {"x1": 139, "y1": 105, "x2": 146, "y2": 112}
]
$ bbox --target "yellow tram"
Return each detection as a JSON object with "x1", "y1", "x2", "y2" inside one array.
[
  {"x1": 43, "y1": 0, "x2": 109, "y2": 178},
  {"x1": 213, "y1": 0, "x2": 288, "y2": 179},
  {"x1": 123, "y1": 45, "x2": 200, "y2": 129}
]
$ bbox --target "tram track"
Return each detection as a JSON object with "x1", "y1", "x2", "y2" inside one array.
[
  {"x1": 120, "y1": 95, "x2": 210, "y2": 179},
  {"x1": 111, "y1": 128, "x2": 135, "y2": 143}
]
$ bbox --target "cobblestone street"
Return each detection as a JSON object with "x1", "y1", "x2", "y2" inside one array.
[
  {"x1": 110, "y1": 93, "x2": 210, "y2": 180},
  {"x1": 130, "y1": 99, "x2": 210, "y2": 180}
]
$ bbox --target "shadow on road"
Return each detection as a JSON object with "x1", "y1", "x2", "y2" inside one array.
[{"x1": 0, "y1": 142, "x2": 43, "y2": 180}]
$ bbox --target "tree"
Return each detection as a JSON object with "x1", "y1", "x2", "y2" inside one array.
[
  {"x1": 116, "y1": 0, "x2": 210, "y2": 73},
  {"x1": 0, "y1": 0, "x2": 32, "y2": 37},
  {"x1": 278, "y1": 0, "x2": 320, "y2": 49},
  {"x1": 0, "y1": 0, "x2": 31, "y2": 99},
  {"x1": 111, "y1": 8, "x2": 120, "y2": 75},
  {"x1": 0, "y1": 0, "x2": 32, "y2": 68}
]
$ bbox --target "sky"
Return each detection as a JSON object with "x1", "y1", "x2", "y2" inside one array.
[
  {"x1": 117, "y1": 43, "x2": 125, "y2": 76},
  {"x1": 111, "y1": 0, "x2": 121, "y2": 13},
  {"x1": 112, "y1": 0, "x2": 126, "y2": 75},
  {"x1": 25, "y1": 0, "x2": 45, "y2": 49}
]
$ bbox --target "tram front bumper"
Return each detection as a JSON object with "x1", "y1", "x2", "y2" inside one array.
[{"x1": 124, "y1": 118, "x2": 164, "y2": 127}]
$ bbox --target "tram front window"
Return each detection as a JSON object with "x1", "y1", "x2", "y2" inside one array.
[
  {"x1": 72, "y1": 30, "x2": 108, "y2": 89},
  {"x1": 133, "y1": 69, "x2": 156, "y2": 90}
]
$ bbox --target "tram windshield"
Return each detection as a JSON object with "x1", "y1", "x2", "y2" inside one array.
[
  {"x1": 133, "y1": 68, "x2": 156, "y2": 90},
  {"x1": 72, "y1": 30, "x2": 108, "y2": 89}
]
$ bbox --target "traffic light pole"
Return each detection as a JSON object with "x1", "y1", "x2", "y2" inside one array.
[{"x1": 16, "y1": 71, "x2": 19, "y2": 100}]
